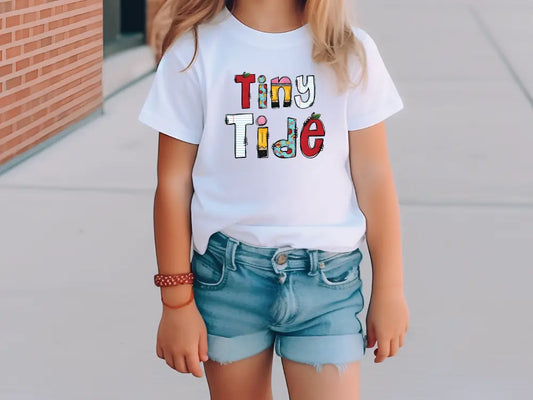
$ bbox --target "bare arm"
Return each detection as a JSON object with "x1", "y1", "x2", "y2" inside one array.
[
  {"x1": 154, "y1": 132, "x2": 199, "y2": 306},
  {"x1": 349, "y1": 121, "x2": 409, "y2": 363},
  {"x1": 348, "y1": 121, "x2": 403, "y2": 292}
]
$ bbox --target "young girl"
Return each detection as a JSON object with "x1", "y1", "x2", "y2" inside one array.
[{"x1": 139, "y1": 0, "x2": 409, "y2": 398}]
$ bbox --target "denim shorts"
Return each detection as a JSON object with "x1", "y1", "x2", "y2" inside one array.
[{"x1": 192, "y1": 231, "x2": 367, "y2": 375}]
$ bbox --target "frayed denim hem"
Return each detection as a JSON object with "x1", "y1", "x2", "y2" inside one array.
[
  {"x1": 209, "y1": 357, "x2": 353, "y2": 377},
  {"x1": 310, "y1": 361, "x2": 352, "y2": 376},
  {"x1": 209, "y1": 357, "x2": 237, "y2": 366}
]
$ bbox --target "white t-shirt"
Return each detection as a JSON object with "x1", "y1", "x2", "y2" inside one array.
[{"x1": 138, "y1": 6, "x2": 404, "y2": 255}]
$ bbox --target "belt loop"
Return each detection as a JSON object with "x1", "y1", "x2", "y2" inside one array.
[
  {"x1": 307, "y1": 249, "x2": 318, "y2": 276},
  {"x1": 225, "y1": 236, "x2": 239, "y2": 271}
]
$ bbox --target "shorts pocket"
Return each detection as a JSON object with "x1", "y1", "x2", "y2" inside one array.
[
  {"x1": 191, "y1": 249, "x2": 228, "y2": 290},
  {"x1": 316, "y1": 248, "x2": 363, "y2": 289}
]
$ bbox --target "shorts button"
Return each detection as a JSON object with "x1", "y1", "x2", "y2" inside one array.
[{"x1": 275, "y1": 253, "x2": 287, "y2": 264}]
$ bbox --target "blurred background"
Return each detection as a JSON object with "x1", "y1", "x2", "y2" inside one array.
[{"x1": 1, "y1": 0, "x2": 532, "y2": 399}]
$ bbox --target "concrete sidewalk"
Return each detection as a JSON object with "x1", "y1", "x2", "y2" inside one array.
[{"x1": 1, "y1": 0, "x2": 532, "y2": 399}]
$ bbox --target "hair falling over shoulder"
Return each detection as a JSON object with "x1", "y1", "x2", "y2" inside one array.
[{"x1": 149, "y1": 0, "x2": 368, "y2": 93}]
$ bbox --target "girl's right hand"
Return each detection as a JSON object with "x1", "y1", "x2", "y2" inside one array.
[{"x1": 156, "y1": 300, "x2": 209, "y2": 378}]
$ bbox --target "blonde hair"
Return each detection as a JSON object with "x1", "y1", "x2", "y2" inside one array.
[{"x1": 149, "y1": 0, "x2": 367, "y2": 93}]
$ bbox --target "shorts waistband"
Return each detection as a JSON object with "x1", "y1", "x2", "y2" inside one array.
[{"x1": 206, "y1": 230, "x2": 361, "y2": 277}]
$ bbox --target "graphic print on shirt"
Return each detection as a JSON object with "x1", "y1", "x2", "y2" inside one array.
[
  {"x1": 300, "y1": 112, "x2": 325, "y2": 158},
  {"x1": 234, "y1": 72, "x2": 256, "y2": 109},
  {"x1": 226, "y1": 72, "x2": 324, "y2": 159},
  {"x1": 271, "y1": 77, "x2": 292, "y2": 108},
  {"x1": 258, "y1": 75, "x2": 268, "y2": 109},
  {"x1": 225, "y1": 113, "x2": 253, "y2": 158},
  {"x1": 256, "y1": 115, "x2": 268, "y2": 158},
  {"x1": 294, "y1": 75, "x2": 315, "y2": 109},
  {"x1": 272, "y1": 117, "x2": 297, "y2": 158}
]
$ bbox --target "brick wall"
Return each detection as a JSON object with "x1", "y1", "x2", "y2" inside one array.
[{"x1": 0, "y1": 0, "x2": 103, "y2": 167}]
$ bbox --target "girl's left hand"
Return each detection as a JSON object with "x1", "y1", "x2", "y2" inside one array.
[{"x1": 365, "y1": 289, "x2": 409, "y2": 363}]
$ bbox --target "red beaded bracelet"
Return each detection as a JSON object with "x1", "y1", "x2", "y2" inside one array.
[
  {"x1": 154, "y1": 272, "x2": 194, "y2": 287},
  {"x1": 154, "y1": 273, "x2": 195, "y2": 309}
]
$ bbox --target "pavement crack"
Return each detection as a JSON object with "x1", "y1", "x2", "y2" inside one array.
[{"x1": 468, "y1": 4, "x2": 533, "y2": 107}]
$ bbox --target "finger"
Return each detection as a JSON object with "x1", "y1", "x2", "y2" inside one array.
[
  {"x1": 165, "y1": 353, "x2": 176, "y2": 370},
  {"x1": 389, "y1": 336, "x2": 399, "y2": 357},
  {"x1": 174, "y1": 355, "x2": 188, "y2": 373},
  {"x1": 186, "y1": 352, "x2": 204, "y2": 378},
  {"x1": 156, "y1": 343, "x2": 164, "y2": 359},
  {"x1": 375, "y1": 337, "x2": 390, "y2": 363},
  {"x1": 399, "y1": 332, "x2": 404, "y2": 347},
  {"x1": 198, "y1": 331, "x2": 209, "y2": 362},
  {"x1": 366, "y1": 326, "x2": 377, "y2": 348}
]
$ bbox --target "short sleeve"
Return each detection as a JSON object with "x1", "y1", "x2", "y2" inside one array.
[
  {"x1": 346, "y1": 28, "x2": 404, "y2": 131},
  {"x1": 137, "y1": 43, "x2": 204, "y2": 144}
]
